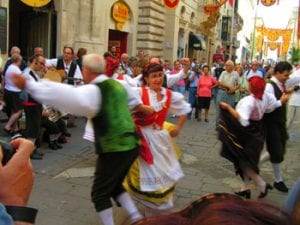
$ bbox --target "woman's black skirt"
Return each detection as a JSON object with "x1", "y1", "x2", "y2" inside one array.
[{"x1": 218, "y1": 108, "x2": 265, "y2": 178}]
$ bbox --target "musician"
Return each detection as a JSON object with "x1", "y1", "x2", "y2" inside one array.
[
  {"x1": 45, "y1": 45, "x2": 83, "y2": 86},
  {"x1": 45, "y1": 45, "x2": 83, "y2": 127}
]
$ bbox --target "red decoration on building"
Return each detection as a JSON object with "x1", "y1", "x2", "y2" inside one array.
[{"x1": 164, "y1": 0, "x2": 180, "y2": 9}]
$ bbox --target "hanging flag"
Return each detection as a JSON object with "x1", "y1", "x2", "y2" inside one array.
[
  {"x1": 228, "y1": 0, "x2": 234, "y2": 8},
  {"x1": 257, "y1": 0, "x2": 279, "y2": 6},
  {"x1": 164, "y1": 0, "x2": 180, "y2": 9}
]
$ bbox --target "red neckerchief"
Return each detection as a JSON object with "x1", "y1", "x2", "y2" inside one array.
[{"x1": 116, "y1": 74, "x2": 124, "y2": 80}]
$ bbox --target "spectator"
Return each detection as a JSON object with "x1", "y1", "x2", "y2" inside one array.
[
  {"x1": 119, "y1": 53, "x2": 129, "y2": 74},
  {"x1": 187, "y1": 64, "x2": 201, "y2": 120},
  {"x1": 2, "y1": 46, "x2": 27, "y2": 76},
  {"x1": 76, "y1": 47, "x2": 87, "y2": 71},
  {"x1": 33, "y1": 47, "x2": 44, "y2": 56},
  {"x1": 22, "y1": 54, "x2": 46, "y2": 160},
  {"x1": 170, "y1": 60, "x2": 186, "y2": 95},
  {"x1": 196, "y1": 65, "x2": 217, "y2": 122},
  {"x1": 245, "y1": 60, "x2": 263, "y2": 80},
  {"x1": 215, "y1": 60, "x2": 239, "y2": 127},
  {"x1": 3, "y1": 54, "x2": 24, "y2": 139},
  {"x1": 235, "y1": 65, "x2": 249, "y2": 105}
]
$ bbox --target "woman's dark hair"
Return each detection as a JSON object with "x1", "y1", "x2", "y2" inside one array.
[
  {"x1": 77, "y1": 48, "x2": 87, "y2": 58},
  {"x1": 274, "y1": 61, "x2": 292, "y2": 74},
  {"x1": 132, "y1": 193, "x2": 293, "y2": 225},
  {"x1": 141, "y1": 63, "x2": 163, "y2": 85}
]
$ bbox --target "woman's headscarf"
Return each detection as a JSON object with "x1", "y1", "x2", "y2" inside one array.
[{"x1": 249, "y1": 76, "x2": 266, "y2": 100}]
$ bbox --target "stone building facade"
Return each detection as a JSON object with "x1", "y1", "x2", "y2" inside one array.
[{"x1": 0, "y1": 0, "x2": 240, "y2": 67}]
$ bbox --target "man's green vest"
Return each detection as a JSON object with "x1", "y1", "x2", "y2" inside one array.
[{"x1": 92, "y1": 79, "x2": 140, "y2": 154}]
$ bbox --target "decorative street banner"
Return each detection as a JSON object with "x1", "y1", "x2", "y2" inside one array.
[
  {"x1": 20, "y1": 0, "x2": 51, "y2": 7},
  {"x1": 257, "y1": 26, "x2": 292, "y2": 56},
  {"x1": 164, "y1": 0, "x2": 180, "y2": 9},
  {"x1": 257, "y1": 0, "x2": 279, "y2": 6},
  {"x1": 298, "y1": 0, "x2": 300, "y2": 39}
]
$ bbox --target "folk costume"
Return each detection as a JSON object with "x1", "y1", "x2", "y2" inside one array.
[
  {"x1": 23, "y1": 74, "x2": 144, "y2": 225},
  {"x1": 218, "y1": 77, "x2": 282, "y2": 198},
  {"x1": 124, "y1": 86, "x2": 191, "y2": 211}
]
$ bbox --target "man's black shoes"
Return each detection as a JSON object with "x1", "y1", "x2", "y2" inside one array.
[{"x1": 273, "y1": 181, "x2": 289, "y2": 192}]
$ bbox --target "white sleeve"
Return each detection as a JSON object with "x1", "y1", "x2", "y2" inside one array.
[
  {"x1": 236, "y1": 97, "x2": 253, "y2": 126},
  {"x1": 45, "y1": 58, "x2": 58, "y2": 67},
  {"x1": 74, "y1": 65, "x2": 83, "y2": 79},
  {"x1": 124, "y1": 75, "x2": 138, "y2": 87},
  {"x1": 265, "y1": 92, "x2": 282, "y2": 113},
  {"x1": 168, "y1": 91, "x2": 191, "y2": 116},
  {"x1": 265, "y1": 83, "x2": 275, "y2": 95},
  {"x1": 166, "y1": 70, "x2": 186, "y2": 87},
  {"x1": 25, "y1": 80, "x2": 100, "y2": 118},
  {"x1": 286, "y1": 75, "x2": 300, "y2": 88},
  {"x1": 116, "y1": 80, "x2": 142, "y2": 110}
]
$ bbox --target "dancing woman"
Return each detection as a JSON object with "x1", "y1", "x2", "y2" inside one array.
[
  {"x1": 218, "y1": 76, "x2": 288, "y2": 199},
  {"x1": 124, "y1": 63, "x2": 191, "y2": 216}
]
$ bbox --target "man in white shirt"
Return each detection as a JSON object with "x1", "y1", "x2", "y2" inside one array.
[
  {"x1": 246, "y1": 60, "x2": 263, "y2": 80},
  {"x1": 45, "y1": 45, "x2": 83, "y2": 127},
  {"x1": 263, "y1": 61, "x2": 293, "y2": 193},
  {"x1": 45, "y1": 45, "x2": 82, "y2": 86}
]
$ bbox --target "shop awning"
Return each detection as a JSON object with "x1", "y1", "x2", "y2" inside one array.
[{"x1": 189, "y1": 33, "x2": 206, "y2": 51}]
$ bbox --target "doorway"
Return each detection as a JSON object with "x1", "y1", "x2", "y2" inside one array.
[
  {"x1": 9, "y1": 0, "x2": 56, "y2": 59},
  {"x1": 108, "y1": 29, "x2": 128, "y2": 60}
]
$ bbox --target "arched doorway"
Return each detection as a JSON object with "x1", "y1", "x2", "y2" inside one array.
[{"x1": 9, "y1": 0, "x2": 57, "y2": 59}]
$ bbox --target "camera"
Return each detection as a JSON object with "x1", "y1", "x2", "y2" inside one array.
[{"x1": 1, "y1": 141, "x2": 16, "y2": 165}]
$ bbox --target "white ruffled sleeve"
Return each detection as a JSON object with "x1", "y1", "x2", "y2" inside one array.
[{"x1": 168, "y1": 91, "x2": 191, "y2": 116}]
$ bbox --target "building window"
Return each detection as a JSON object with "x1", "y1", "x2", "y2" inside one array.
[
  {"x1": 180, "y1": 6, "x2": 186, "y2": 17},
  {"x1": 190, "y1": 12, "x2": 195, "y2": 23}
]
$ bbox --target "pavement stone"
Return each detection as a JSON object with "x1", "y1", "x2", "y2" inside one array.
[{"x1": 0, "y1": 103, "x2": 299, "y2": 225}]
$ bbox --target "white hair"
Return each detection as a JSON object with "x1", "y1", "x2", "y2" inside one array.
[{"x1": 82, "y1": 54, "x2": 106, "y2": 74}]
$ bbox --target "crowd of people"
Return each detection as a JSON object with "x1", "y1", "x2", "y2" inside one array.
[{"x1": 0, "y1": 44, "x2": 299, "y2": 225}]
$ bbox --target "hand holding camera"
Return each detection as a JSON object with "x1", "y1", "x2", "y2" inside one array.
[{"x1": 0, "y1": 138, "x2": 34, "y2": 206}]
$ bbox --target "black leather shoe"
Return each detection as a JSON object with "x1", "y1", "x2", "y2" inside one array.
[
  {"x1": 54, "y1": 141, "x2": 63, "y2": 149},
  {"x1": 63, "y1": 132, "x2": 71, "y2": 137},
  {"x1": 259, "y1": 183, "x2": 273, "y2": 198},
  {"x1": 30, "y1": 150, "x2": 43, "y2": 160},
  {"x1": 35, "y1": 148, "x2": 44, "y2": 156},
  {"x1": 235, "y1": 189, "x2": 251, "y2": 199},
  {"x1": 48, "y1": 141, "x2": 58, "y2": 150},
  {"x1": 273, "y1": 181, "x2": 289, "y2": 192}
]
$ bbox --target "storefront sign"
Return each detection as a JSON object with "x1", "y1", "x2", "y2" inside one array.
[
  {"x1": 164, "y1": 0, "x2": 180, "y2": 9},
  {"x1": 112, "y1": 1, "x2": 129, "y2": 30},
  {"x1": 20, "y1": 0, "x2": 51, "y2": 7}
]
